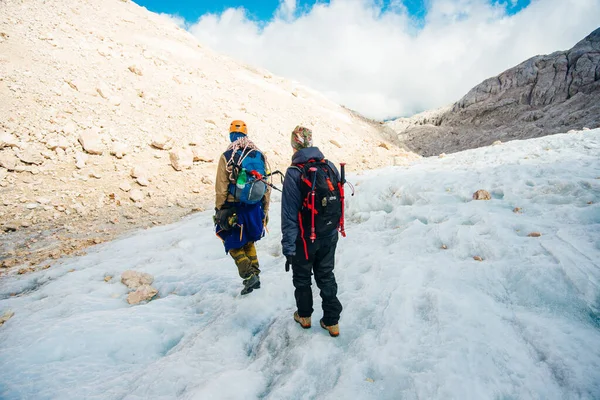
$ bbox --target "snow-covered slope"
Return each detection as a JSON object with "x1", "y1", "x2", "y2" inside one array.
[{"x1": 1, "y1": 129, "x2": 599, "y2": 399}]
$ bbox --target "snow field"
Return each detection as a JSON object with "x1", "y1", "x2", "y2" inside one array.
[{"x1": 1, "y1": 130, "x2": 599, "y2": 399}]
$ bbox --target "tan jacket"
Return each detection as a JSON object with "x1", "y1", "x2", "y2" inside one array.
[{"x1": 214, "y1": 153, "x2": 271, "y2": 216}]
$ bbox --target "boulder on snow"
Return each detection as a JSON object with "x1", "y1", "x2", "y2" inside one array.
[
  {"x1": 527, "y1": 232, "x2": 542, "y2": 237},
  {"x1": 472, "y1": 190, "x2": 491, "y2": 200},
  {"x1": 126, "y1": 285, "x2": 158, "y2": 305},
  {"x1": 121, "y1": 270, "x2": 154, "y2": 289},
  {"x1": 78, "y1": 130, "x2": 103, "y2": 155},
  {"x1": 169, "y1": 149, "x2": 194, "y2": 171}
]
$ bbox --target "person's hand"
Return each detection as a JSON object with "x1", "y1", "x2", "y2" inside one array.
[
  {"x1": 285, "y1": 255, "x2": 293, "y2": 272},
  {"x1": 263, "y1": 214, "x2": 269, "y2": 226}
]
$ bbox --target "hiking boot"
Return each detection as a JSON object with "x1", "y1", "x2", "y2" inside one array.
[
  {"x1": 294, "y1": 311, "x2": 311, "y2": 329},
  {"x1": 320, "y1": 319, "x2": 339, "y2": 337},
  {"x1": 240, "y1": 274, "x2": 260, "y2": 295}
]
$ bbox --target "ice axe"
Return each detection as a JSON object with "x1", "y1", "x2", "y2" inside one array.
[
  {"x1": 309, "y1": 167, "x2": 318, "y2": 242},
  {"x1": 338, "y1": 162, "x2": 354, "y2": 237}
]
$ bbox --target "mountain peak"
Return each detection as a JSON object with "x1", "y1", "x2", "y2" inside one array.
[{"x1": 386, "y1": 28, "x2": 600, "y2": 156}]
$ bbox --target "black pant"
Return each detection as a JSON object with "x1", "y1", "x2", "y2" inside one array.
[{"x1": 292, "y1": 233, "x2": 342, "y2": 326}]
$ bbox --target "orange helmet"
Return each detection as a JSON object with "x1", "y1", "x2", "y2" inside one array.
[{"x1": 229, "y1": 120, "x2": 247, "y2": 135}]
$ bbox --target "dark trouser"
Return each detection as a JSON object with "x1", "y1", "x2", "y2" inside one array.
[
  {"x1": 292, "y1": 234, "x2": 342, "y2": 326},
  {"x1": 229, "y1": 242, "x2": 260, "y2": 279}
]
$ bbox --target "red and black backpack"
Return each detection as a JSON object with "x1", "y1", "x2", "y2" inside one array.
[{"x1": 292, "y1": 159, "x2": 347, "y2": 258}]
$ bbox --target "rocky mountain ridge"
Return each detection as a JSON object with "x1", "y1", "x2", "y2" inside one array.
[{"x1": 388, "y1": 28, "x2": 600, "y2": 156}]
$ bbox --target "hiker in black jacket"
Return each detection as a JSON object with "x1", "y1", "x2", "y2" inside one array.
[{"x1": 281, "y1": 125, "x2": 343, "y2": 337}]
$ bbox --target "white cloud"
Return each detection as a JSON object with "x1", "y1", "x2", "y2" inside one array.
[
  {"x1": 276, "y1": 0, "x2": 297, "y2": 20},
  {"x1": 184, "y1": 0, "x2": 600, "y2": 120}
]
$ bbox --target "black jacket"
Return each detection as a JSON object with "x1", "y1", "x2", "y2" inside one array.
[{"x1": 280, "y1": 147, "x2": 340, "y2": 256}]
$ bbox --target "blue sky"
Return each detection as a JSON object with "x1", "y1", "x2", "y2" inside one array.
[{"x1": 135, "y1": 0, "x2": 531, "y2": 23}]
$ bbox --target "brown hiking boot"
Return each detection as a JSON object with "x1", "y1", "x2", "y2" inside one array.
[
  {"x1": 294, "y1": 312, "x2": 311, "y2": 329},
  {"x1": 320, "y1": 319, "x2": 339, "y2": 337},
  {"x1": 240, "y1": 274, "x2": 260, "y2": 295}
]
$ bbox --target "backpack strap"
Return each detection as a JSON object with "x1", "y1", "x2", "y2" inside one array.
[
  {"x1": 297, "y1": 212, "x2": 309, "y2": 260},
  {"x1": 292, "y1": 158, "x2": 325, "y2": 187}
]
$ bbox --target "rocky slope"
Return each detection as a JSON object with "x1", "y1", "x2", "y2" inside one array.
[
  {"x1": 388, "y1": 28, "x2": 600, "y2": 156},
  {"x1": 0, "y1": 0, "x2": 417, "y2": 272}
]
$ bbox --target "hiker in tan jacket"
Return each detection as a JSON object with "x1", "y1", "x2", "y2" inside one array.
[{"x1": 214, "y1": 120, "x2": 271, "y2": 295}]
